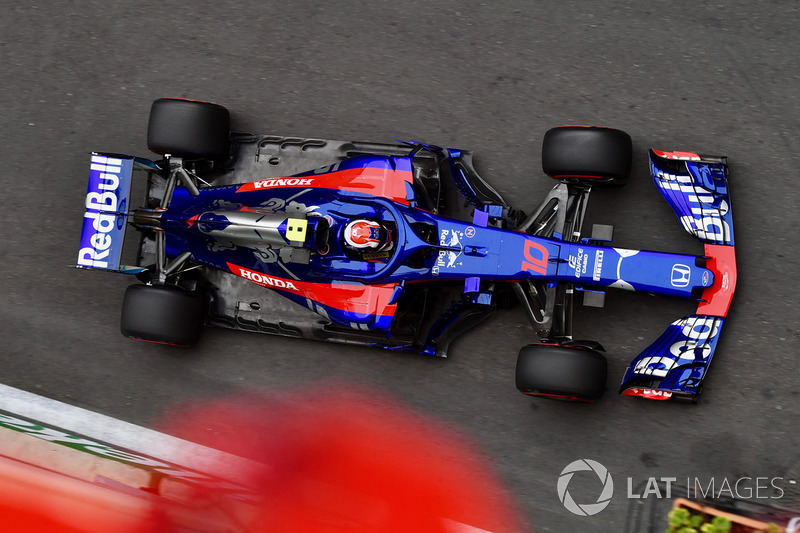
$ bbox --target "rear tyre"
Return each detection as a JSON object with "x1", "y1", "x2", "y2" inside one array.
[
  {"x1": 515, "y1": 344, "x2": 607, "y2": 401},
  {"x1": 147, "y1": 98, "x2": 230, "y2": 159},
  {"x1": 121, "y1": 284, "x2": 207, "y2": 347},
  {"x1": 542, "y1": 126, "x2": 632, "y2": 185}
]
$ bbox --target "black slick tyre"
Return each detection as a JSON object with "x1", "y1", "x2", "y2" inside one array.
[
  {"x1": 515, "y1": 344, "x2": 607, "y2": 401},
  {"x1": 120, "y1": 284, "x2": 207, "y2": 347},
  {"x1": 542, "y1": 126, "x2": 632, "y2": 185},
  {"x1": 147, "y1": 98, "x2": 230, "y2": 159}
]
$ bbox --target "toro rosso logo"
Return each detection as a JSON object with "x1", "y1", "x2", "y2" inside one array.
[{"x1": 670, "y1": 264, "x2": 691, "y2": 288}]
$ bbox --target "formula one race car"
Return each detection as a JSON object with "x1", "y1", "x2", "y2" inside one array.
[{"x1": 76, "y1": 98, "x2": 736, "y2": 402}]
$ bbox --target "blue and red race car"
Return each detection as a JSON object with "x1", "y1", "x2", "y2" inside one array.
[{"x1": 76, "y1": 98, "x2": 736, "y2": 403}]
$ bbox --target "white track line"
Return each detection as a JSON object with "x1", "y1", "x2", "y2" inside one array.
[{"x1": 0, "y1": 383, "x2": 254, "y2": 478}]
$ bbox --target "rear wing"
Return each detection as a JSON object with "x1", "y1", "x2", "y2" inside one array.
[
  {"x1": 620, "y1": 150, "x2": 736, "y2": 401},
  {"x1": 75, "y1": 153, "x2": 158, "y2": 274}
]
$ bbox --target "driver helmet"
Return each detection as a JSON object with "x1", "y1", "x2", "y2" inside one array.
[{"x1": 343, "y1": 219, "x2": 391, "y2": 251}]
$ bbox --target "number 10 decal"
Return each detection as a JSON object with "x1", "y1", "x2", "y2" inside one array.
[{"x1": 522, "y1": 239, "x2": 549, "y2": 275}]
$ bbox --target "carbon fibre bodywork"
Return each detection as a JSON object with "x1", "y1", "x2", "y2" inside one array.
[{"x1": 134, "y1": 136, "x2": 521, "y2": 357}]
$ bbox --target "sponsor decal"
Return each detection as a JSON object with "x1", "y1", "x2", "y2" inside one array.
[
  {"x1": 446, "y1": 251, "x2": 459, "y2": 268},
  {"x1": 78, "y1": 212, "x2": 119, "y2": 268},
  {"x1": 670, "y1": 263, "x2": 691, "y2": 287},
  {"x1": 678, "y1": 213, "x2": 732, "y2": 243},
  {"x1": 432, "y1": 228, "x2": 464, "y2": 275},
  {"x1": 593, "y1": 250, "x2": 604, "y2": 282},
  {"x1": 433, "y1": 250, "x2": 459, "y2": 274},
  {"x1": 77, "y1": 155, "x2": 130, "y2": 269},
  {"x1": 86, "y1": 156, "x2": 125, "y2": 210},
  {"x1": 226, "y1": 262, "x2": 399, "y2": 329},
  {"x1": 234, "y1": 165, "x2": 414, "y2": 204},
  {"x1": 567, "y1": 248, "x2": 588, "y2": 279},
  {"x1": 440, "y1": 228, "x2": 461, "y2": 247},
  {"x1": 654, "y1": 169, "x2": 732, "y2": 243},
  {"x1": 464, "y1": 226, "x2": 476, "y2": 238},
  {"x1": 236, "y1": 266, "x2": 299, "y2": 290},
  {"x1": 251, "y1": 177, "x2": 314, "y2": 189},
  {"x1": 632, "y1": 316, "x2": 721, "y2": 378}
]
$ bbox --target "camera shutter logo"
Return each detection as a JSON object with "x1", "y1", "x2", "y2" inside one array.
[{"x1": 557, "y1": 459, "x2": 614, "y2": 516}]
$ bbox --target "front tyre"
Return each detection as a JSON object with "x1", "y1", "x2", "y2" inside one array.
[
  {"x1": 121, "y1": 284, "x2": 207, "y2": 347},
  {"x1": 515, "y1": 344, "x2": 607, "y2": 401},
  {"x1": 542, "y1": 126, "x2": 632, "y2": 185}
]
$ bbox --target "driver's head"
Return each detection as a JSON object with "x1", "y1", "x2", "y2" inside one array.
[{"x1": 343, "y1": 219, "x2": 391, "y2": 251}]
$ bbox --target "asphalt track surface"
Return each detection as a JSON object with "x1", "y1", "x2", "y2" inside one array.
[{"x1": 2, "y1": 1, "x2": 800, "y2": 531}]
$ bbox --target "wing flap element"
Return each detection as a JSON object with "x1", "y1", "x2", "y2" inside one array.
[
  {"x1": 620, "y1": 315, "x2": 725, "y2": 400},
  {"x1": 650, "y1": 150, "x2": 734, "y2": 246}
]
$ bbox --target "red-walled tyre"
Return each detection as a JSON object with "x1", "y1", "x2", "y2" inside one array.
[
  {"x1": 515, "y1": 343, "x2": 607, "y2": 402},
  {"x1": 542, "y1": 126, "x2": 632, "y2": 185},
  {"x1": 121, "y1": 284, "x2": 207, "y2": 347},
  {"x1": 147, "y1": 98, "x2": 230, "y2": 159}
]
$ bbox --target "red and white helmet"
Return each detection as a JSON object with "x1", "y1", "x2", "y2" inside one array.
[{"x1": 343, "y1": 219, "x2": 391, "y2": 251}]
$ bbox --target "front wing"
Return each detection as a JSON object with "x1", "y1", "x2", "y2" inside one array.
[{"x1": 620, "y1": 150, "x2": 736, "y2": 401}]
